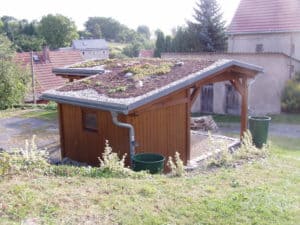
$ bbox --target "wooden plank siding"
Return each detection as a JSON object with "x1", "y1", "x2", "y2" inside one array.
[
  {"x1": 58, "y1": 89, "x2": 189, "y2": 167},
  {"x1": 126, "y1": 90, "x2": 188, "y2": 164},
  {"x1": 59, "y1": 103, "x2": 129, "y2": 166}
]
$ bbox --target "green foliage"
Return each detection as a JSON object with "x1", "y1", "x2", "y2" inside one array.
[
  {"x1": 235, "y1": 130, "x2": 269, "y2": 160},
  {"x1": 207, "y1": 130, "x2": 268, "y2": 168},
  {"x1": 39, "y1": 14, "x2": 78, "y2": 49},
  {"x1": 281, "y1": 72, "x2": 300, "y2": 112},
  {"x1": 85, "y1": 17, "x2": 122, "y2": 41},
  {"x1": 0, "y1": 33, "x2": 14, "y2": 56},
  {"x1": 1, "y1": 16, "x2": 44, "y2": 52},
  {"x1": 123, "y1": 62, "x2": 173, "y2": 79},
  {"x1": 98, "y1": 140, "x2": 127, "y2": 173},
  {"x1": 167, "y1": 152, "x2": 185, "y2": 177},
  {"x1": 43, "y1": 101, "x2": 57, "y2": 111},
  {"x1": 14, "y1": 34, "x2": 45, "y2": 52},
  {"x1": 137, "y1": 25, "x2": 151, "y2": 40},
  {"x1": 1, "y1": 135, "x2": 50, "y2": 175},
  {"x1": 154, "y1": 29, "x2": 165, "y2": 57},
  {"x1": 188, "y1": 0, "x2": 227, "y2": 52},
  {"x1": 97, "y1": 140, "x2": 147, "y2": 178},
  {"x1": 122, "y1": 41, "x2": 143, "y2": 57},
  {"x1": 0, "y1": 35, "x2": 30, "y2": 109},
  {"x1": 0, "y1": 152, "x2": 12, "y2": 176},
  {"x1": 108, "y1": 85, "x2": 127, "y2": 94}
]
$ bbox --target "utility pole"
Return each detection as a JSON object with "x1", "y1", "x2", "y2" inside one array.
[{"x1": 30, "y1": 51, "x2": 36, "y2": 104}]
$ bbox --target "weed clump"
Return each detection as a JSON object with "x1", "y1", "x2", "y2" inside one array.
[
  {"x1": 167, "y1": 152, "x2": 185, "y2": 177},
  {"x1": 207, "y1": 130, "x2": 269, "y2": 168},
  {"x1": 0, "y1": 135, "x2": 50, "y2": 177}
]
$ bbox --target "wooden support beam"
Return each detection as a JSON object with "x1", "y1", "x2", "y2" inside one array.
[
  {"x1": 230, "y1": 78, "x2": 244, "y2": 95},
  {"x1": 190, "y1": 86, "x2": 202, "y2": 105},
  {"x1": 240, "y1": 77, "x2": 248, "y2": 138},
  {"x1": 186, "y1": 88, "x2": 191, "y2": 162},
  {"x1": 131, "y1": 97, "x2": 189, "y2": 115}
]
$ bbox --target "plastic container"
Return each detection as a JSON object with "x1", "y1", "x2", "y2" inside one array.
[
  {"x1": 132, "y1": 153, "x2": 165, "y2": 174},
  {"x1": 248, "y1": 116, "x2": 271, "y2": 148}
]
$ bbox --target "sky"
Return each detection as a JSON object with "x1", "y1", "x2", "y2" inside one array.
[{"x1": 0, "y1": 0, "x2": 241, "y2": 35}]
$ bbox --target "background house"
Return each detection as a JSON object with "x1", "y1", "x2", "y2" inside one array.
[
  {"x1": 15, "y1": 48, "x2": 83, "y2": 102},
  {"x1": 227, "y1": 0, "x2": 300, "y2": 62},
  {"x1": 163, "y1": 0, "x2": 300, "y2": 115},
  {"x1": 72, "y1": 39, "x2": 109, "y2": 60}
]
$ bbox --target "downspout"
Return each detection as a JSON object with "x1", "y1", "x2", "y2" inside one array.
[
  {"x1": 248, "y1": 76, "x2": 257, "y2": 116},
  {"x1": 111, "y1": 111, "x2": 135, "y2": 166}
]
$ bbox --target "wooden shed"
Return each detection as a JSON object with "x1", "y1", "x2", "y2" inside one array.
[{"x1": 42, "y1": 58, "x2": 262, "y2": 166}]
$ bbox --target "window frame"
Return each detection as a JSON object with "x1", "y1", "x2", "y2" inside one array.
[{"x1": 82, "y1": 109, "x2": 98, "y2": 132}]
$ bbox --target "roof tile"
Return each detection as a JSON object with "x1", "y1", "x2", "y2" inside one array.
[{"x1": 228, "y1": 0, "x2": 300, "y2": 34}]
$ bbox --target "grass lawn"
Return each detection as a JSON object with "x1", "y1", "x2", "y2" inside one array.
[
  {"x1": 0, "y1": 136, "x2": 299, "y2": 225},
  {"x1": 0, "y1": 107, "x2": 57, "y2": 121},
  {"x1": 192, "y1": 112, "x2": 300, "y2": 124}
]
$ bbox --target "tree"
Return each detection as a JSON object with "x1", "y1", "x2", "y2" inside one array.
[
  {"x1": 85, "y1": 17, "x2": 122, "y2": 41},
  {"x1": 137, "y1": 25, "x2": 151, "y2": 40},
  {"x1": 15, "y1": 35, "x2": 45, "y2": 52},
  {"x1": 0, "y1": 35, "x2": 30, "y2": 109},
  {"x1": 164, "y1": 35, "x2": 172, "y2": 52},
  {"x1": 154, "y1": 30, "x2": 165, "y2": 57},
  {"x1": 122, "y1": 41, "x2": 143, "y2": 57},
  {"x1": 188, "y1": 0, "x2": 227, "y2": 52},
  {"x1": 39, "y1": 14, "x2": 78, "y2": 49}
]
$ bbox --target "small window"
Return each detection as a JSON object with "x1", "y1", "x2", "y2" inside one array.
[
  {"x1": 83, "y1": 111, "x2": 98, "y2": 132},
  {"x1": 291, "y1": 43, "x2": 295, "y2": 55},
  {"x1": 255, "y1": 44, "x2": 264, "y2": 53}
]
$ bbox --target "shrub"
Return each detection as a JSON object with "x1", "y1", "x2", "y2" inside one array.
[
  {"x1": 207, "y1": 130, "x2": 268, "y2": 168},
  {"x1": 234, "y1": 130, "x2": 269, "y2": 160},
  {"x1": 281, "y1": 72, "x2": 300, "y2": 112},
  {"x1": 9, "y1": 135, "x2": 50, "y2": 173},
  {"x1": 0, "y1": 152, "x2": 12, "y2": 177},
  {"x1": 167, "y1": 152, "x2": 185, "y2": 177},
  {"x1": 98, "y1": 140, "x2": 148, "y2": 178}
]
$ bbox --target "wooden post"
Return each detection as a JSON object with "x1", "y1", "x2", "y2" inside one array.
[
  {"x1": 30, "y1": 51, "x2": 36, "y2": 104},
  {"x1": 240, "y1": 77, "x2": 248, "y2": 138},
  {"x1": 186, "y1": 88, "x2": 191, "y2": 163}
]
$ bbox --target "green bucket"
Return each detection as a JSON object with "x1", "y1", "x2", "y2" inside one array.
[
  {"x1": 132, "y1": 153, "x2": 165, "y2": 174},
  {"x1": 248, "y1": 116, "x2": 271, "y2": 148}
]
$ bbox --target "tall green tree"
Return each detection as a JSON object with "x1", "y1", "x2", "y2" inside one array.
[
  {"x1": 85, "y1": 17, "x2": 122, "y2": 41},
  {"x1": 154, "y1": 30, "x2": 165, "y2": 57},
  {"x1": 137, "y1": 25, "x2": 151, "y2": 40},
  {"x1": 188, "y1": 0, "x2": 226, "y2": 52},
  {"x1": 0, "y1": 35, "x2": 29, "y2": 109},
  {"x1": 39, "y1": 14, "x2": 78, "y2": 49}
]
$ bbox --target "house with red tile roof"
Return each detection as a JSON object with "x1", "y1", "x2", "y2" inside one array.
[
  {"x1": 15, "y1": 48, "x2": 83, "y2": 102},
  {"x1": 138, "y1": 49, "x2": 154, "y2": 58},
  {"x1": 227, "y1": 0, "x2": 300, "y2": 61}
]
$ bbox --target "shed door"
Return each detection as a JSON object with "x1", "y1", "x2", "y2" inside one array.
[
  {"x1": 201, "y1": 84, "x2": 213, "y2": 113},
  {"x1": 225, "y1": 84, "x2": 240, "y2": 115}
]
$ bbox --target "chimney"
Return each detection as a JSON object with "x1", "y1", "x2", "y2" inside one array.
[{"x1": 43, "y1": 46, "x2": 50, "y2": 63}]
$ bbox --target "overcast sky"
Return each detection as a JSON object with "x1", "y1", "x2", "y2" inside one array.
[{"x1": 0, "y1": 0, "x2": 240, "y2": 34}]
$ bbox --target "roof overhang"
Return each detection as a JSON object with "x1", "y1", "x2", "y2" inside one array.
[
  {"x1": 227, "y1": 30, "x2": 300, "y2": 35},
  {"x1": 53, "y1": 67, "x2": 105, "y2": 76},
  {"x1": 42, "y1": 59, "x2": 263, "y2": 114}
]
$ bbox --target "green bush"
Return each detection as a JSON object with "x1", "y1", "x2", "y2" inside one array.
[
  {"x1": 0, "y1": 35, "x2": 30, "y2": 109},
  {"x1": 281, "y1": 72, "x2": 300, "y2": 112}
]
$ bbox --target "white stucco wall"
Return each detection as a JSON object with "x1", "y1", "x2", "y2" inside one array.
[
  {"x1": 228, "y1": 32, "x2": 300, "y2": 60},
  {"x1": 163, "y1": 52, "x2": 300, "y2": 115},
  {"x1": 81, "y1": 49, "x2": 109, "y2": 60}
]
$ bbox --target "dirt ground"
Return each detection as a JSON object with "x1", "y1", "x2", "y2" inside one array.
[
  {"x1": 1, "y1": 115, "x2": 299, "y2": 164},
  {"x1": 0, "y1": 116, "x2": 60, "y2": 163}
]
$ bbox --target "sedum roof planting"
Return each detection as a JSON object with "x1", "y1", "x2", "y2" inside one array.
[{"x1": 43, "y1": 58, "x2": 263, "y2": 114}]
